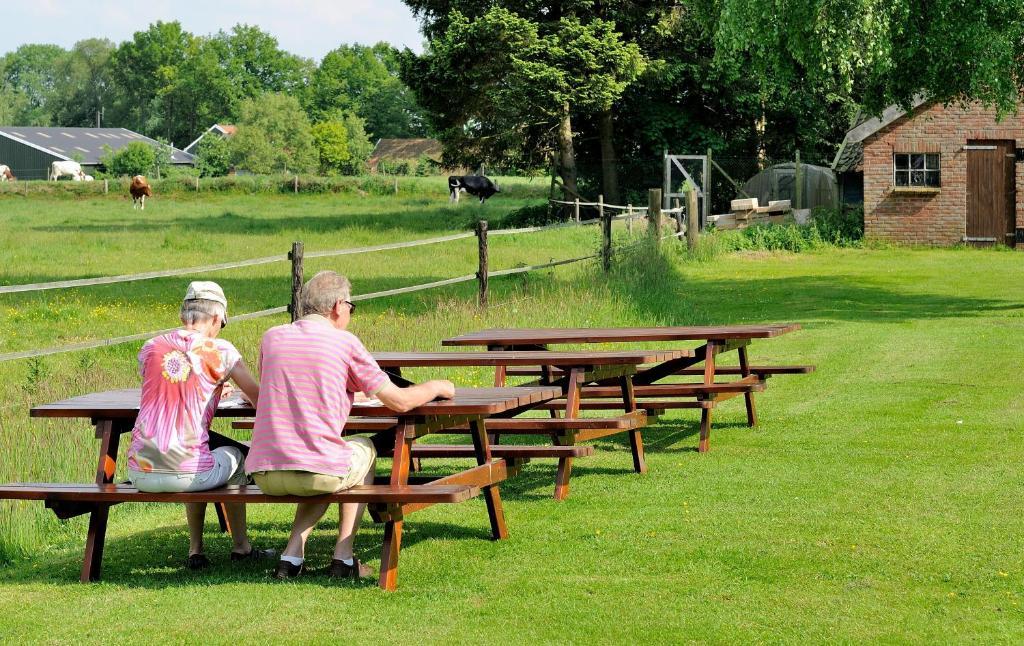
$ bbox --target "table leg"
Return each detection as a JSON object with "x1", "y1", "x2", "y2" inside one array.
[
  {"x1": 553, "y1": 368, "x2": 583, "y2": 501},
  {"x1": 379, "y1": 418, "x2": 414, "y2": 591},
  {"x1": 470, "y1": 419, "x2": 507, "y2": 540},
  {"x1": 698, "y1": 406, "x2": 713, "y2": 453},
  {"x1": 489, "y1": 344, "x2": 508, "y2": 386},
  {"x1": 82, "y1": 419, "x2": 123, "y2": 582},
  {"x1": 620, "y1": 376, "x2": 647, "y2": 473},
  {"x1": 738, "y1": 345, "x2": 758, "y2": 427},
  {"x1": 697, "y1": 342, "x2": 720, "y2": 453}
]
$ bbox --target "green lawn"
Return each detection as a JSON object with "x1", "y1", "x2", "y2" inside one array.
[{"x1": 1, "y1": 189, "x2": 1023, "y2": 641}]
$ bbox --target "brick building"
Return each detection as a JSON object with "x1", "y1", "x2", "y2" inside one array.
[{"x1": 832, "y1": 97, "x2": 1024, "y2": 246}]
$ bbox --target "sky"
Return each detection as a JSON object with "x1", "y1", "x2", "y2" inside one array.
[{"x1": 0, "y1": 0, "x2": 426, "y2": 60}]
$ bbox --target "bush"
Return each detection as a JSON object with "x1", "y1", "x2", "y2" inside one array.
[
  {"x1": 101, "y1": 141, "x2": 157, "y2": 177},
  {"x1": 195, "y1": 135, "x2": 232, "y2": 177},
  {"x1": 690, "y1": 206, "x2": 864, "y2": 257}
]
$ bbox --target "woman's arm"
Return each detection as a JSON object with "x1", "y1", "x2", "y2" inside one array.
[{"x1": 228, "y1": 359, "x2": 260, "y2": 407}]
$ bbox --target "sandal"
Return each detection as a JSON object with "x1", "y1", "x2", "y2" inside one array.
[
  {"x1": 328, "y1": 557, "x2": 374, "y2": 580},
  {"x1": 186, "y1": 553, "x2": 211, "y2": 570}
]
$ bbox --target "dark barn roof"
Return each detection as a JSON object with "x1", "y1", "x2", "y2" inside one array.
[
  {"x1": 0, "y1": 127, "x2": 194, "y2": 165},
  {"x1": 368, "y1": 138, "x2": 442, "y2": 169}
]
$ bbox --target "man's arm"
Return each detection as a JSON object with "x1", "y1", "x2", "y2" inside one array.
[{"x1": 375, "y1": 379, "x2": 455, "y2": 413}]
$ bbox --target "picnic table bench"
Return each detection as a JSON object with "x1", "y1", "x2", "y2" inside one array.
[
  {"x1": 3, "y1": 386, "x2": 560, "y2": 590},
  {"x1": 371, "y1": 349, "x2": 690, "y2": 500},
  {"x1": 442, "y1": 325, "x2": 812, "y2": 453}
]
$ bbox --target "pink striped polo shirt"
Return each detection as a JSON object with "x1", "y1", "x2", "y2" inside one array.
[{"x1": 245, "y1": 315, "x2": 390, "y2": 477}]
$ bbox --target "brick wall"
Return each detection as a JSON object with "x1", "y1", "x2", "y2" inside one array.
[{"x1": 863, "y1": 101, "x2": 1024, "y2": 246}]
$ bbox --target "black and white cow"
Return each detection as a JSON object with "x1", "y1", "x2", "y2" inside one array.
[{"x1": 448, "y1": 175, "x2": 500, "y2": 204}]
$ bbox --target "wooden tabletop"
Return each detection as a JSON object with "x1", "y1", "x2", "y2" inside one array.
[
  {"x1": 442, "y1": 324, "x2": 801, "y2": 346},
  {"x1": 372, "y1": 349, "x2": 691, "y2": 368},
  {"x1": 30, "y1": 387, "x2": 561, "y2": 420}
]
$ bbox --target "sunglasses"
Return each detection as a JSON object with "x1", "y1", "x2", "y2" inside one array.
[{"x1": 344, "y1": 300, "x2": 356, "y2": 314}]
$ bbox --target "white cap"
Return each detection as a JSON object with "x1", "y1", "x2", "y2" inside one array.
[{"x1": 184, "y1": 281, "x2": 228, "y2": 325}]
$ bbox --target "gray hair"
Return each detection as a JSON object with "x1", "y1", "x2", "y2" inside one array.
[
  {"x1": 301, "y1": 271, "x2": 351, "y2": 316},
  {"x1": 180, "y1": 298, "x2": 226, "y2": 326}
]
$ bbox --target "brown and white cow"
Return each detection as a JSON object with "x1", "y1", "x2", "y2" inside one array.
[
  {"x1": 130, "y1": 175, "x2": 152, "y2": 210},
  {"x1": 0, "y1": 165, "x2": 15, "y2": 181}
]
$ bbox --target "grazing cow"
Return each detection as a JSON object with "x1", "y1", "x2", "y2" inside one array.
[
  {"x1": 0, "y1": 165, "x2": 14, "y2": 181},
  {"x1": 49, "y1": 160, "x2": 85, "y2": 181},
  {"x1": 83, "y1": 175, "x2": 94, "y2": 182},
  {"x1": 448, "y1": 175, "x2": 500, "y2": 204},
  {"x1": 130, "y1": 175, "x2": 152, "y2": 210}
]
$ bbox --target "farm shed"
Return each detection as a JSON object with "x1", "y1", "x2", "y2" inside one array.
[
  {"x1": 183, "y1": 124, "x2": 237, "y2": 155},
  {"x1": 0, "y1": 127, "x2": 194, "y2": 180},
  {"x1": 739, "y1": 162, "x2": 839, "y2": 210},
  {"x1": 832, "y1": 97, "x2": 1024, "y2": 246},
  {"x1": 368, "y1": 138, "x2": 442, "y2": 172}
]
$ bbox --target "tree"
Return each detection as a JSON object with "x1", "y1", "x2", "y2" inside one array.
[
  {"x1": 0, "y1": 44, "x2": 66, "y2": 125},
  {"x1": 163, "y1": 36, "x2": 240, "y2": 150},
  {"x1": 210, "y1": 25, "x2": 314, "y2": 99},
  {"x1": 108, "y1": 21, "x2": 191, "y2": 139},
  {"x1": 311, "y1": 120, "x2": 351, "y2": 174},
  {"x1": 400, "y1": 7, "x2": 643, "y2": 199},
  {"x1": 340, "y1": 111, "x2": 374, "y2": 174},
  {"x1": 49, "y1": 39, "x2": 117, "y2": 127},
  {"x1": 101, "y1": 141, "x2": 157, "y2": 177},
  {"x1": 230, "y1": 93, "x2": 317, "y2": 174},
  {"x1": 308, "y1": 43, "x2": 426, "y2": 138},
  {"x1": 195, "y1": 133, "x2": 233, "y2": 177},
  {"x1": 704, "y1": 0, "x2": 1024, "y2": 116}
]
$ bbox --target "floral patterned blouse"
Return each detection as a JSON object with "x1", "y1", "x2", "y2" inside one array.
[{"x1": 127, "y1": 330, "x2": 241, "y2": 474}]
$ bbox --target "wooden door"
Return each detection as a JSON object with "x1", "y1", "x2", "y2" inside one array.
[{"x1": 966, "y1": 140, "x2": 1015, "y2": 245}]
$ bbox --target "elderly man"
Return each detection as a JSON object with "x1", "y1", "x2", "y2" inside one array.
[{"x1": 246, "y1": 271, "x2": 455, "y2": 580}]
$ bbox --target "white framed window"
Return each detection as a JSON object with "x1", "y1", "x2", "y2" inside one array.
[{"x1": 894, "y1": 153, "x2": 940, "y2": 187}]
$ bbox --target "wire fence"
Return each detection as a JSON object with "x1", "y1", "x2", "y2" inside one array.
[{"x1": 0, "y1": 211, "x2": 649, "y2": 363}]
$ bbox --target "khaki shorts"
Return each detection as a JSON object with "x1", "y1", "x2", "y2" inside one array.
[{"x1": 252, "y1": 436, "x2": 376, "y2": 496}]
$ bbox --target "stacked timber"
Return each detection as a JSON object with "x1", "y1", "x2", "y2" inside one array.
[{"x1": 709, "y1": 198, "x2": 794, "y2": 230}]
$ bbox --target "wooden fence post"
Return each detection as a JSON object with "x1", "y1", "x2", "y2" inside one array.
[
  {"x1": 476, "y1": 220, "x2": 488, "y2": 307},
  {"x1": 574, "y1": 197, "x2": 580, "y2": 223},
  {"x1": 103, "y1": 179, "x2": 108, "y2": 195},
  {"x1": 293, "y1": 175, "x2": 299, "y2": 194},
  {"x1": 289, "y1": 242, "x2": 304, "y2": 322},
  {"x1": 649, "y1": 188, "x2": 662, "y2": 241},
  {"x1": 195, "y1": 176, "x2": 200, "y2": 192},
  {"x1": 394, "y1": 177, "x2": 399, "y2": 195},
  {"x1": 672, "y1": 198, "x2": 683, "y2": 237},
  {"x1": 601, "y1": 196, "x2": 612, "y2": 272},
  {"x1": 627, "y1": 203, "x2": 633, "y2": 235},
  {"x1": 686, "y1": 187, "x2": 700, "y2": 251}
]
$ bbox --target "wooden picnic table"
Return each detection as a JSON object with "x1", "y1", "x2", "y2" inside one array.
[
  {"x1": 373, "y1": 349, "x2": 692, "y2": 499},
  {"x1": 442, "y1": 324, "x2": 807, "y2": 452},
  {"x1": 24, "y1": 385, "x2": 560, "y2": 590}
]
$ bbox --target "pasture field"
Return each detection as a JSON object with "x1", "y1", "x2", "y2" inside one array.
[{"x1": 2, "y1": 185, "x2": 1024, "y2": 642}]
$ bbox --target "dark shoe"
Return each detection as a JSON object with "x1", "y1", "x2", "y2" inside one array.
[
  {"x1": 186, "y1": 553, "x2": 210, "y2": 570},
  {"x1": 328, "y1": 558, "x2": 374, "y2": 580},
  {"x1": 274, "y1": 560, "x2": 303, "y2": 580},
  {"x1": 230, "y1": 547, "x2": 277, "y2": 562}
]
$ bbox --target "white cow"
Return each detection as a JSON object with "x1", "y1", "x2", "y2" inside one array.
[
  {"x1": 83, "y1": 175, "x2": 94, "y2": 181},
  {"x1": 0, "y1": 164, "x2": 13, "y2": 181},
  {"x1": 49, "y1": 160, "x2": 85, "y2": 181}
]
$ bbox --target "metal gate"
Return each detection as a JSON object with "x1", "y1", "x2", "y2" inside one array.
[{"x1": 663, "y1": 152, "x2": 709, "y2": 228}]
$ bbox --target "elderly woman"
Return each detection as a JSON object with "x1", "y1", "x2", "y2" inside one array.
[{"x1": 126, "y1": 281, "x2": 273, "y2": 569}]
